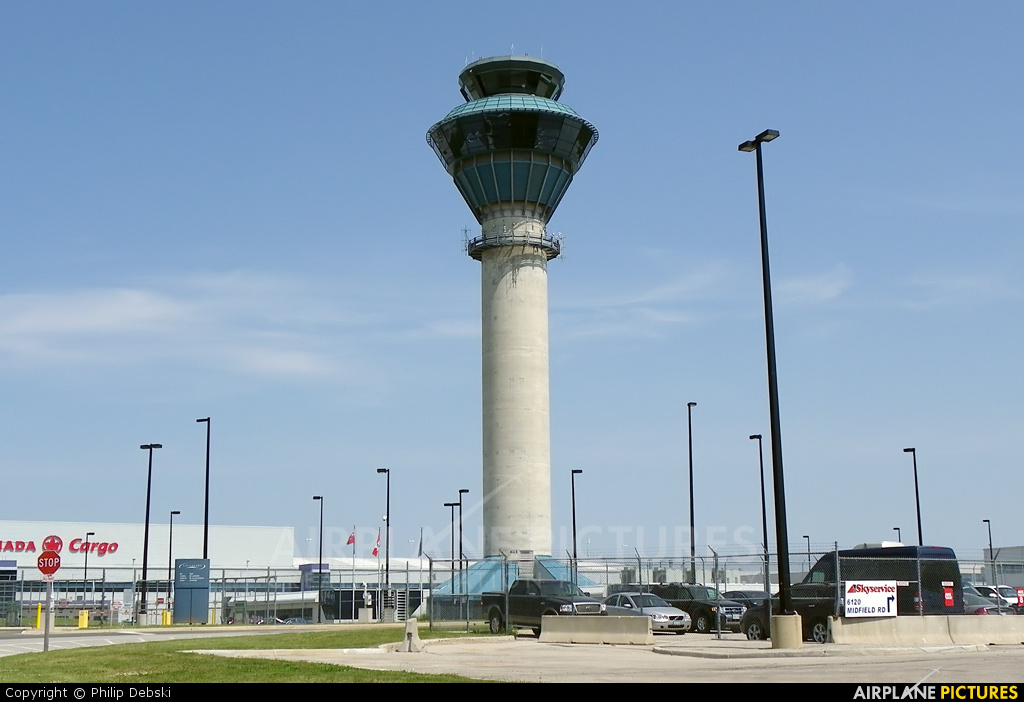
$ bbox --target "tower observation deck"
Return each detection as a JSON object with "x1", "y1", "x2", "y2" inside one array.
[{"x1": 427, "y1": 57, "x2": 598, "y2": 557}]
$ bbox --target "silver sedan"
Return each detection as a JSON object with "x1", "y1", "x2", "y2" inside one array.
[{"x1": 603, "y1": 592, "x2": 692, "y2": 633}]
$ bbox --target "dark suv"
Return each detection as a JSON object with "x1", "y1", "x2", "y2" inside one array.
[
  {"x1": 740, "y1": 545, "x2": 965, "y2": 643},
  {"x1": 649, "y1": 583, "x2": 746, "y2": 633}
]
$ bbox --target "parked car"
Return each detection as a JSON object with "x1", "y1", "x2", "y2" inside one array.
[
  {"x1": 723, "y1": 590, "x2": 771, "y2": 610},
  {"x1": 963, "y1": 589, "x2": 1015, "y2": 615},
  {"x1": 974, "y1": 585, "x2": 1017, "y2": 609},
  {"x1": 648, "y1": 583, "x2": 746, "y2": 633},
  {"x1": 740, "y1": 596, "x2": 835, "y2": 644},
  {"x1": 603, "y1": 592, "x2": 691, "y2": 634},
  {"x1": 739, "y1": 600, "x2": 774, "y2": 642}
]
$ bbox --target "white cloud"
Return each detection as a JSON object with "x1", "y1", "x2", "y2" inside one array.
[
  {"x1": 0, "y1": 288, "x2": 187, "y2": 335},
  {"x1": 899, "y1": 271, "x2": 1020, "y2": 309},
  {"x1": 0, "y1": 270, "x2": 486, "y2": 381},
  {"x1": 776, "y1": 265, "x2": 853, "y2": 305},
  {"x1": 554, "y1": 265, "x2": 724, "y2": 340}
]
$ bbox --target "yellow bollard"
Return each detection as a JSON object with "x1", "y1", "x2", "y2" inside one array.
[
  {"x1": 78, "y1": 610, "x2": 89, "y2": 629},
  {"x1": 161, "y1": 610, "x2": 170, "y2": 626},
  {"x1": 36, "y1": 603, "x2": 42, "y2": 629}
]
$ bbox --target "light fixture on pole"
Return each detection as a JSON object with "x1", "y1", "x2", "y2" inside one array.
[
  {"x1": 196, "y1": 417, "x2": 211, "y2": 559},
  {"x1": 893, "y1": 526, "x2": 901, "y2": 543},
  {"x1": 83, "y1": 531, "x2": 95, "y2": 601},
  {"x1": 139, "y1": 443, "x2": 163, "y2": 615},
  {"x1": 571, "y1": 469, "x2": 583, "y2": 583},
  {"x1": 686, "y1": 401, "x2": 697, "y2": 583},
  {"x1": 739, "y1": 128, "x2": 795, "y2": 620},
  {"x1": 376, "y1": 468, "x2": 391, "y2": 591},
  {"x1": 313, "y1": 495, "x2": 323, "y2": 623},
  {"x1": 749, "y1": 435, "x2": 770, "y2": 606},
  {"x1": 903, "y1": 448, "x2": 923, "y2": 546},
  {"x1": 168, "y1": 511, "x2": 180, "y2": 609}
]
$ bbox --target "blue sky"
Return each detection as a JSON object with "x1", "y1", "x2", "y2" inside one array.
[{"x1": 2, "y1": 2, "x2": 1021, "y2": 565}]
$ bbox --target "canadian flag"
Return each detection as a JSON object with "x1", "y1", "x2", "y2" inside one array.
[
  {"x1": 346, "y1": 532, "x2": 355, "y2": 546},
  {"x1": 372, "y1": 530, "x2": 380, "y2": 557}
]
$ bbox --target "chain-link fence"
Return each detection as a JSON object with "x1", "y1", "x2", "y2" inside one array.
[
  {"x1": 5, "y1": 549, "x2": 1020, "y2": 629},
  {"x1": 0, "y1": 563, "x2": 431, "y2": 627}
]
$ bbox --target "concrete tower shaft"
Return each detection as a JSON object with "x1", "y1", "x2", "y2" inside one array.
[{"x1": 427, "y1": 57, "x2": 598, "y2": 557}]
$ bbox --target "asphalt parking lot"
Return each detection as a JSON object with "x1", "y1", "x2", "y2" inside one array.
[{"x1": 198, "y1": 632, "x2": 1024, "y2": 683}]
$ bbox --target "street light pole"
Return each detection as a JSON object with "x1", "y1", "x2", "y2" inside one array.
[
  {"x1": 196, "y1": 417, "x2": 211, "y2": 559},
  {"x1": 983, "y1": 519, "x2": 998, "y2": 611},
  {"x1": 313, "y1": 495, "x2": 323, "y2": 623},
  {"x1": 903, "y1": 448, "x2": 923, "y2": 546},
  {"x1": 444, "y1": 502, "x2": 457, "y2": 584},
  {"x1": 457, "y1": 488, "x2": 469, "y2": 576},
  {"x1": 376, "y1": 468, "x2": 391, "y2": 591},
  {"x1": 139, "y1": 443, "x2": 162, "y2": 616},
  {"x1": 83, "y1": 531, "x2": 95, "y2": 602},
  {"x1": 686, "y1": 401, "x2": 697, "y2": 583},
  {"x1": 571, "y1": 469, "x2": 583, "y2": 583},
  {"x1": 803, "y1": 535, "x2": 811, "y2": 569},
  {"x1": 168, "y1": 511, "x2": 180, "y2": 610},
  {"x1": 893, "y1": 526, "x2": 902, "y2": 543},
  {"x1": 749, "y1": 435, "x2": 770, "y2": 604},
  {"x1": 739, "y1": 129, "x2": 795, "y2": 618}
]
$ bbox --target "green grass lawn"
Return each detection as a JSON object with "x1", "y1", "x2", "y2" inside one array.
[{"x1": 0, "y1": 626, "x2": 496, "y2": 683}]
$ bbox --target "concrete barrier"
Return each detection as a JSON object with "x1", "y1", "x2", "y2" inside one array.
[
  {"x1": 830, "y1": 615, "x2": 1024, "y2": 645},
  {"x1": 538, "y1": 615, "x2": 654, "y2": 645},
  {"x1": 396, "y1": 618, "x2": 423, "y2": 652},
  {"x1": 947, "y1": 616, "x2": 1024, "y2": 645}
]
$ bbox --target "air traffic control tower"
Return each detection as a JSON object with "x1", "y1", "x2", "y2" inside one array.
[{"x1": 427, "y1": 56, "x2": 598, "y2": 557}]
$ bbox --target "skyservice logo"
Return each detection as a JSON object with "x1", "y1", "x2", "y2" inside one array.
[{"x1": 847, "y1": 583, "x2": 896, "y2": 595}]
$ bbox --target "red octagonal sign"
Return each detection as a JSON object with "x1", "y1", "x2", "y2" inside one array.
[{"x1": 37, "y1": 550, "x2": 61, "y2": 576}]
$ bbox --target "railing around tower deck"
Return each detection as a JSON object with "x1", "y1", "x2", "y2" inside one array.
[{"x1": 465, "y1": 229, "x2": 562, "y2": 260}]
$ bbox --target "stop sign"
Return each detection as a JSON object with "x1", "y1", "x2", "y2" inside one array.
[{"x1": 37, "y1": 550, "x2": 61, "y2": 576}]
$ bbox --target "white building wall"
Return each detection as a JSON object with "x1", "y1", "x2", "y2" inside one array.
[{"x1": 0, "y1": 519, "x2": 295, "y2": 576}]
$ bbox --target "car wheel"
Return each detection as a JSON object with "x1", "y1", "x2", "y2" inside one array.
[
  {"x1": 810, "y1": 618, "x2": 829, "y2": 644},
  {"x1": 488, "y1": 610, "x2": 503, "y2": 635},
  {"x1": 745, "y1": 620, "x2": 767, "y2": 640},
  {"x1": 694, "y1": 613, "x2": 711, "y2": 633}
]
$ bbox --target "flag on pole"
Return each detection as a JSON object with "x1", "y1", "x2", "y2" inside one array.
[
  {"x1": 372, "y1": 529, "x2": 380, "y2": 557},
  {"x1": 346, "y1": 532, "x2": 355, "y2": 546}
]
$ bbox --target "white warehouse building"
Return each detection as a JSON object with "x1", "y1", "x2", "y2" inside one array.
[{"x1": 0, "y1": 519, "x2": 433, "y2": 624}]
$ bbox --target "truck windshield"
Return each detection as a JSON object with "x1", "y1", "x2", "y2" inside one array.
[{"x1": 539, "y1": 581, "x2": 585, "y2": 597}]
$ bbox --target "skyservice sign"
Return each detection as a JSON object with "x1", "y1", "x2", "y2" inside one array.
[{"x1": 844, "y1": 581, "x2": 898, "y2": 617}]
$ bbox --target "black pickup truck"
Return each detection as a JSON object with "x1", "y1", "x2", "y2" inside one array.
[{"x1": 482, "y1": 579, "x2": 605, "y2": 635}]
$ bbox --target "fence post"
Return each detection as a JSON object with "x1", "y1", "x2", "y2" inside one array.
[
  {"x1": 916, "y1": 554, "x2": 923, "y2": 615},
  {"x1": 427, "y1": 557, "x2": 434, "y2": 630},
  {"x1": 833, "y1": 543, "x2": 841, "y2": 616}
]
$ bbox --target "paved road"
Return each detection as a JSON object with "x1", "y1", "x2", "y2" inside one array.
[
  {"x1": 197, "y1": 632, "x2": 1024, "y2": 683},
  {"x1": 6, "y1": 627, "x2": 1024, "y2": 683}
]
